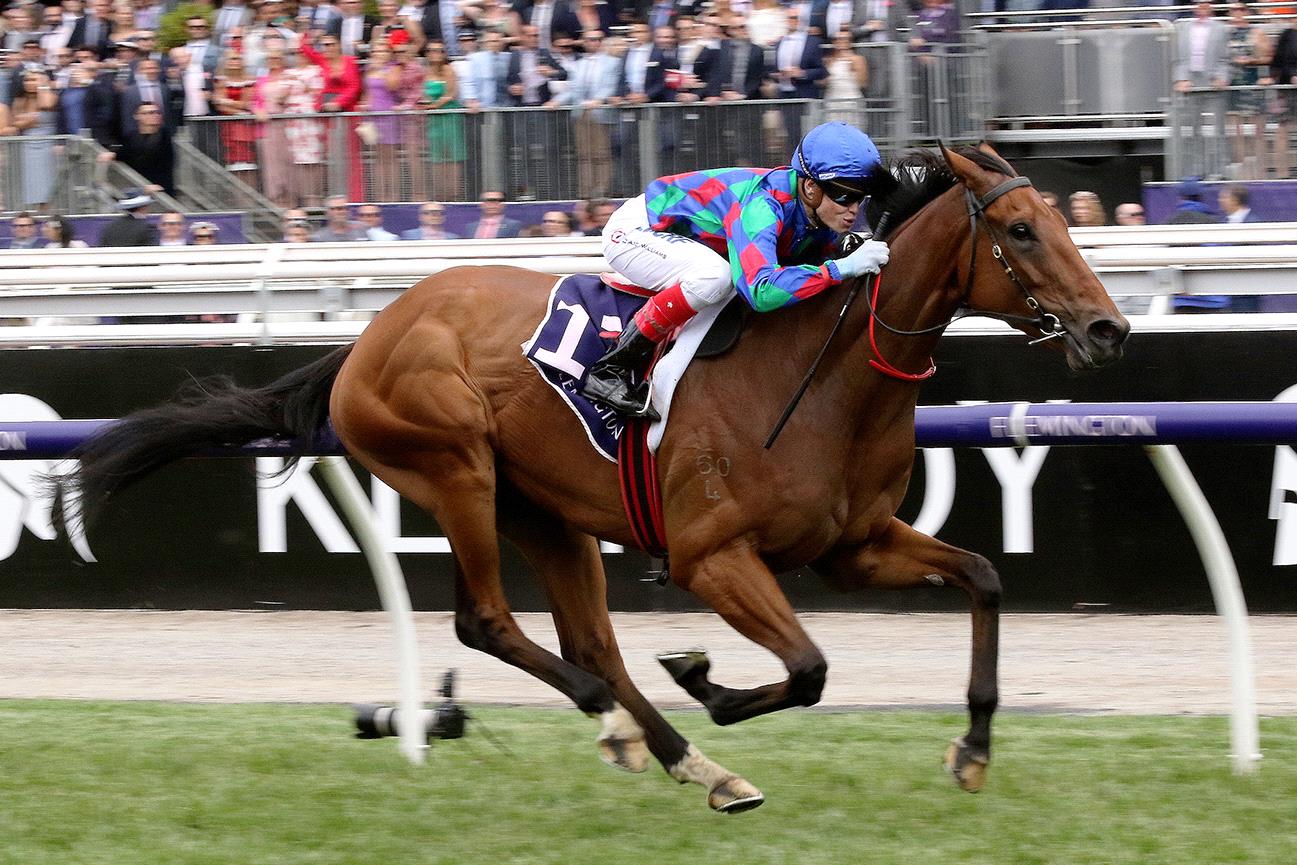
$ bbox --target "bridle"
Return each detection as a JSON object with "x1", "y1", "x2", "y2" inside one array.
[{"x1": 865, "y1": 174, "x2": 1070, "y2": 381}]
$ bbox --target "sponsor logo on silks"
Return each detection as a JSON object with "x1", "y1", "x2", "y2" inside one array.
[
  {"x1": 610, "y1": 229, "x2": 626, "y2": 244},
  {"x1": 0, "y1": 394, "x2": 94, "y2": 562}
]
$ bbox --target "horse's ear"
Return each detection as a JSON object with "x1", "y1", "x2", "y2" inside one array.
[
  {"x1": 938, "y1": 141, "x2": 982, "y2": 187},
  {"x1": 975, "y1": 140, "x2": 1002, "y2": 159}
]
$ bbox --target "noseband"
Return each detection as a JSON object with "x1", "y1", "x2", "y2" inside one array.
[{"x1": 866, "y1": 174, "x2": 1069, "y2": 349}]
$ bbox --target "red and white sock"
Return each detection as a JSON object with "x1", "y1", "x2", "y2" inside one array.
[{"x1": 632, "y1": 284, "x2": 697, "y2": 343}]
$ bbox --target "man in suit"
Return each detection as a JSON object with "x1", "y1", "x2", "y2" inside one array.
[
  {"x1": 211, "y1": 1, "x2": 255, "y2": 49},
  {"x1": 119, "y1": 57, "x2": 176, "y2": 137},
  {"x1": 420, "y1": 0, "x2": 460, "y2": 56},
  {"x1": 771, "y1": 5, "x2": 827, "y2": 149},
  {"x1": 517, "y1": 0, "x2": 581, "y2": 55},
  {"x1": 565, "y1": 30, "x2": 621, "y2": 198},
  {"x1": 464, "y1": 191, "x2": 522, "y2": 239},
  {"x1": 1173, "y1": 0, "x2": 1230, "y2": 177},
  {"x1": 1219, "y1": 184, "x2": 1262, "y2": 223},
  {"x1": 327, "y1": 0, "x2": 377, "y2": 57},
  {"x1": 71, "y1": 0, "x2": 114, "y2": 59},
  {"x1": 2, "y1": 213, "x2": 41, "y2": 249},
  {"x1": 704, "y1": 19, "x2": 766, "y2": 166},
  {"x1": 505, "y1": 24, "x2": 566, "y2": 198},
  {"x1": 462, "y1": 30, "x2": 510, "y2": 109},
  {"x1": 98, "y1": 188, "x2": 160, "y2": 247},
  {"x1": 401, "y1": 201, "x2": 459, "y2": 239},
  {"x1": 182, "y1": 14, "x2": 221, "y2": 76}
]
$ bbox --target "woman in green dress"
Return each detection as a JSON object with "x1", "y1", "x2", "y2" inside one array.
[{"x1": 422, "y1": 41, "x2": 465, "y2": 200}]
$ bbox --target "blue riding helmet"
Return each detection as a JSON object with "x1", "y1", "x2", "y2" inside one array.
[{"x1": 791, "y1": 121, "x2": 882, "y2": 188}]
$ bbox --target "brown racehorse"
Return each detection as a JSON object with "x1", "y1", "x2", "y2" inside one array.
[{"x1": 61, "y1": 144, "x2": 1128, "y2": 813}]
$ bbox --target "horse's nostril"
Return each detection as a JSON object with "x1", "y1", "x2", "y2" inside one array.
[{"x1": 1088, "y1": 318, "x2": 1129, "y2": 348}]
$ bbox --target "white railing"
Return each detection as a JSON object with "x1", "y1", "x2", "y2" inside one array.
[{"x1": 2, "y1": 225, "x2": 1296, "y2": 342}]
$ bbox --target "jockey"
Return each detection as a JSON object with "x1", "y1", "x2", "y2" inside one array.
[{"x1": 582, "y1": 120, "x2": 892, "y2": 420}]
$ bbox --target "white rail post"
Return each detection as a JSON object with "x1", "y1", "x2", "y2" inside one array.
[
  {"x1": 315, "y1": 456, "x2": 427, "y2": 766},
  {"x1": 1144, "y1": 444, "x2": 1262, "y2": 775}
]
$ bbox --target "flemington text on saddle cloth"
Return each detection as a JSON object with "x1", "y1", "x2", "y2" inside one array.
[{"x1": 522, "y1": 274, "x2": 726, "y2": 461}]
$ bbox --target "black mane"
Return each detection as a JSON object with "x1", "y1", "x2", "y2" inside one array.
[{"x1": 865, "y1": 146, "x2": 1017, "y2": 241}]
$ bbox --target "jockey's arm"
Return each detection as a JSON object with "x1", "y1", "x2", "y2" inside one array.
[{"x1": 727, "y1": 200, "x2": 843, "y2": 314}]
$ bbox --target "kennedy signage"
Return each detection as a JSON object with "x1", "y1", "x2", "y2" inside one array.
[{"x1": 1, "y1": 332, "x2": 1296, "y2": 612}]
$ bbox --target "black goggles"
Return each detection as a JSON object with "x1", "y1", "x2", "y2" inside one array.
[{"x1": 820, "y1": 180, "x2": 869, "y2": 206}]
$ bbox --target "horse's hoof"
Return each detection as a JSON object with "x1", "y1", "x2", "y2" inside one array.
[
  {"x1": 598, "y1": 734, "x2": 651, "y2": 774},
  {"x1": 658, "y1": 649, "x2": 711, "y2": 684},
  {"x1": 708, "y1": 776, "x2": 765, "y2": 814},
  {"x1": 943, "y1": 736, "x2": 989, "y2": 793}
]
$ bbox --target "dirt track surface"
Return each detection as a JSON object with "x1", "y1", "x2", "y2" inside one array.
[{"x1": 2, "y1": 610, "x2": 1295, "y2": 715}]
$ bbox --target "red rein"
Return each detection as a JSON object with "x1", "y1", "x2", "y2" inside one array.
[{"x1": 866, "y1": 271, "x2": 937, "y2": 382}]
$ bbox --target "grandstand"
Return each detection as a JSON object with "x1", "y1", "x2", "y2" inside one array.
[{"x1": 0, "y1": 0, "x2": 1293, "y2": 248}]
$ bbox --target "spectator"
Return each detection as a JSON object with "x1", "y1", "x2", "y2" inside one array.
[
  {"x1": 583, "y1": 198, "x2": 613, "y2": 235},
  {"x1": 747, "y1": 0, "x2": 788, "y2": 49},
  {"x1": 41, "y1": 6, "x2": 73, "y2": 65},
  {"x1": 283, "y1": 218, "x2": 312, "y2": 243},
  {"x1": 1068, "y1": 190, "x2": 1106, "y2": 227},
  {"x1": 1167, "y1": 177, "x2": 1219, "y2": 224},
  {"x1": 301, "y1": 31, "x2": 363, "y2": 201},
  {"x1": 283, "y1": 44, "x2": 327, "y2": 205},
  {"x1": 133, "y1": 0, "x2": 163, "y2": 33},
  {"x1": 157, "y1": 211, "x2": 188, "y2": 245},
  {"x1": 1040, "y1": 190, "x2": 1064, "y2": 218},
  {"x1": 10, "y1": 68, "x2": 58, "y2": 210},
  {"x1": 390, "y1": 38, "x2": 428, "y2": 199},
  {"x1": 823, "y1": 27, "x2": 867, "y2": 129},
  {"x1": 461, "y1": 29, "x2": 508, "y2": 111},
  {"x1": 360, "y1": 40, "x2": 403, "y2": 201},
  {"x1": 618, "y1": 21, "x2": 651, "y2": 105},
  {"x1": 72, "y1": 0, "x2": 114, "y2": 60},
  {"x1": 566, "y1": 29, "x2": 619, "y2": 198},
  {"x1": 312, "y1": 194, "x2": 368, "y2": 240},
  {"x1": 1173, "y1": 0, "x2": 1229, "y2": 177},
  {"x1": 212, "y1": 0, "x2": 255, "y2": 49},
  {"x1": 1224, "y1": 1, "x2": 1268, "y2": 179},
  {"x1": 300, "y1": 0, "x2": 340, "y2": 34},
  {"x1": 505, "y1": 24, "x2": 566, "y2": 198},
  {"x1": 103, "y1": 100, "x2": 177, "y2": 196},
  {"x1": 252, "y1": 45, "x2": 297, "y2": 206},
  {"x1": 121, "y1": 57, "x2": 175, "y2": 136},
  {"x1": 281, "y1": 206, "x2": 311, "y2": 236},
  {"x1": 98, "y1": 187, "x2": 159, "y2": 247},
  {"x1": 241, "y1": 1, "x2": 299, "y2": 72},
  {"x1": 465, "y1": 189, "x2": 521, "y2": 238},
  {"x1": 1219, "y1": 184, "x2": 1262, "y2": 222},
  {"x1": 327, "y1": 0, "x2": 377, "y2": 58},
  {"x1": 540, "y1": 209, "x2": 572, "y2": 237},
  {"x1": 213, "y1": 51, "x2": 257, "y2": 185},
  {"x1": 1113, "y1": 202, "x2": 1147, "y2": 226},
  {"x1": 56, "y1": 54, "x2": 97, "y2": 136},
  {"x1": 107, "y1": 3, "x2": 138, "y2": 48},
  {"x1": 41, "y1": 214, "x2": 87, "y2": 248},
  {"x1": 425, "y1": 1, "x2": 467, "y2": 58},
  {"x1": 474, "y1": 0, "x2": 517, "y2": 41},
  {"x1": 401, "y1": 201, "x2": 458, "y2": 239},
  {"x1": 3, "y1": 212, "x2": 41, "y2": 249},
  {"x1": 357, "y1": 203, "x2": 399, "y2": 240},
  {"x1": 190, "y1": 221, "x2": 220, "y2": 244},
  {"x1": 182, "y1": 14, "x2": 219, "y2": 76},
  {"x1": 862, "y1": 0, "x2": 905, "y2": 44},
  {"x1": 771, "y1": 6, "x2": 826, "y2": 147},
  {"x1": 422, "y1": 40, "x2": 465, "y2": 200},
  {"x1": 516, "y1": 0, "x2": 580, "y2": 55},
  {"x1": 571, "y1": 198, "x2": 595, "y2": 234},
  {"x1": 1270, "y1": 17, "x2": 1297, "y2": 179},
  {"x1": 372, "y1": 0, "x2": 426, "y2": 56}
]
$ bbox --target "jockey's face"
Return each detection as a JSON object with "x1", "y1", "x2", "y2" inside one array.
[{"x1": 806, "y1": 180, "x2": 861, "y2": 233}]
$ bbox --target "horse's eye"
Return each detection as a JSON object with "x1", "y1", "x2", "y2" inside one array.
[{"x1": 1009, "y1": 223, "x2": 1033, "y2": 241}]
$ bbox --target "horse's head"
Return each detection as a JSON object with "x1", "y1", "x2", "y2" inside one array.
[{"x1": 941, "y1": 142, "x2": 1129, "y2": 370}]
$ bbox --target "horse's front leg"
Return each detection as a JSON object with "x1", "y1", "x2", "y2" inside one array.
[
  {"x1": 661, "y1": 542, "x2": 828, "y2": 725},
  {"x1": 814, "y1": 517, "x2": 1001, "y2": 793}
]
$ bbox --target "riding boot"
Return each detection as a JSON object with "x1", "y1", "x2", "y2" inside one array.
[{"x1": 582, "y1": 319, "x2": 661, "y2": 421}]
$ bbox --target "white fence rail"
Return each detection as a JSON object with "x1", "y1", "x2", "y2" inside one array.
[{"x1": 1, "y1": 225, "x2": 1295, "y2": 344}]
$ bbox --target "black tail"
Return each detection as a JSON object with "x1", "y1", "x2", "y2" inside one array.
[{"x1": 60, "y1": 344, "x2": 353, "y2": 529}]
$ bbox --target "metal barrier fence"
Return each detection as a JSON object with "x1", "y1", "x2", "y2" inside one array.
[
  {"x1": 1168, "y1": 85, "x2": 1297, "y2": 182},
  {"x1": 181, "y1": 42, "x2": 987, "y2": 204}
]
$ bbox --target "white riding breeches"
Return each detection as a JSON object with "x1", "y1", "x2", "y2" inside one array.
[{"x1": 601, "y1": 195, "x2": 735, "y2": 310}]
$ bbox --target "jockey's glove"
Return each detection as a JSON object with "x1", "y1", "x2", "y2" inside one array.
[{"x1": 833, "y1": 238, "x2": 890, "y2": 279}]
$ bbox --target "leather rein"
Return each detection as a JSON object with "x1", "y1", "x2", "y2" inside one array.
[{"x1": 865, "y1": 174, "x2": 1069, "y2": 381}]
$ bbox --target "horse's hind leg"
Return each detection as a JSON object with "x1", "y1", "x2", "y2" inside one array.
[
  {"x1": 498, "y1": 494, "x2": 764, "y2": 813},
  {"x1": 814, "y1": 517, "x2": 1001, "y2": 793},
  {"x1": 356, "y1": 446, "x2": 620, "y2": 718},
  {"x1": 661, "y1": 543, "x2": 829, "y2": 726}
]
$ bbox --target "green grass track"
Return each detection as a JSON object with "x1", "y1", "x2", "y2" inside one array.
[{"x1": 2, "y1": 702, "x2": 1295, "y2": 865}]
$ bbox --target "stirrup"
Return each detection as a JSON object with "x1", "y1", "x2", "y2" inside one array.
[{"x1": 583, "y1": 371, "x2": 660, "y2": 422}]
